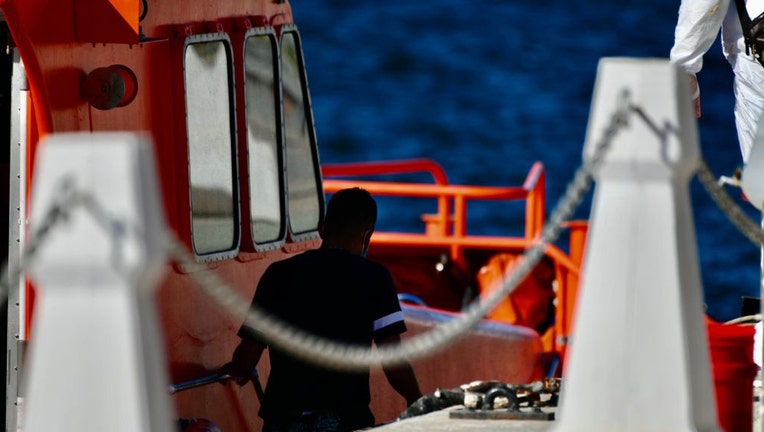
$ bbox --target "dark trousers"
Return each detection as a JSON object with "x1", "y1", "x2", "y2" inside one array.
[{"x1": 262, "y1": 410, "x2": 372, "y2": 432}]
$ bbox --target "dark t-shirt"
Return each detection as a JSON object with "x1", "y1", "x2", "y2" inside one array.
[{"x1": 238, "y1": 248, "x2": 406, "y2": 428}]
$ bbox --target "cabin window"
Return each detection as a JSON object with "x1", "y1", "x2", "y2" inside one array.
[
  {"x1": 184, "y1": 36, "x2": 240, "y2": 258},
  {"x1": 244, "y1": 32, "x2": 285, "y2": 248},
  {"x1": 281, "y1": 30, "x2": 322, "y2": 238}
]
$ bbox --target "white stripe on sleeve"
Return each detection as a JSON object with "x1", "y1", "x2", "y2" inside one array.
[{"x1": 373, "y1": 311, "x2": 404, "y2": 331}]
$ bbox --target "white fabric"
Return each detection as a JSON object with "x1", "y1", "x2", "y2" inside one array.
[{"x1": 671, "y1": 0, "x2": 764, "y2": 162}]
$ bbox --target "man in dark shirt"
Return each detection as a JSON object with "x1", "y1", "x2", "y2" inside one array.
[{"x1": 223, "y1": 187, "x2": 422, "y2": 432}]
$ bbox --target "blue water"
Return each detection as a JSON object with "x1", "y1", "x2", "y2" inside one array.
[{"x1": 296, "y1": 0, "x2": 761, "y2": 322}]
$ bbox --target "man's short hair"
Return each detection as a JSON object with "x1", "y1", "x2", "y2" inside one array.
[{"x1": 323, "y1": 187, "x2": 377, "y2": 237}]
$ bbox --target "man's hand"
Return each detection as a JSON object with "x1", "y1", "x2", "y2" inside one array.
[
  {"x1": 221, "y1": 338, "x2": 266, "y2": 386},
  {"x1": 218, "y1": 361, "x2": 252, "y2": 386}
]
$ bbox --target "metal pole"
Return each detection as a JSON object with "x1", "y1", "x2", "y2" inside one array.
[{"x1": 6, "y1": 47, "x2": 26, "y2": 432}]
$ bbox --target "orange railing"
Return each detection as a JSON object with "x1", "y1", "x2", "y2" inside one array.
[
  {"x1": 322, "y1": 158, "x2": 545, "y2": 241},
  {"x1": 322, "y1": 158, "x2": 584, "y2": 362}
]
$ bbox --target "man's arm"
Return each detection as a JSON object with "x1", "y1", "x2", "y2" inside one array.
[
  {"x1": 670, "y1": 0, "x2": 730, "y2": 117},
  {"x1": 670, "y1": 0, "x2": 728, "y2": 74},
  {"x1": 376, "y1": 334, "x2": 422, "y2": 406},
  {"x1": 221, "y1": 337, "x2": 266, "y2": 385}
]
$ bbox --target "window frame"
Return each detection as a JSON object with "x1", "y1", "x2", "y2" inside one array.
[
  {"x1": 279, "y1": 26, "x2": 324, "y2": 244},
  {"x1": 182, "y1": 32, "x2": 241, "y2": 262},
  {"x1": 242, "y1": 27, "x2": 288, "y2": 252}
]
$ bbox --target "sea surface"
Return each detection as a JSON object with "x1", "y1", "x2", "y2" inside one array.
[{"x1": 294, "y1": 0, "x2": 760, "y2": 322}]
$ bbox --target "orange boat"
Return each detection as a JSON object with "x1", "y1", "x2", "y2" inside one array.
[{"x1": 0, "y1": 0, "x2": 585, "y2": 430}]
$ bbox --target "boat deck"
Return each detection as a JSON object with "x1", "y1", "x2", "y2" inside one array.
[{"x1": 373, "y1": 407, "x2": 556, "y2": 432}]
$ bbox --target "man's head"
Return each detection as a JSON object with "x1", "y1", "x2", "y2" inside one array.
[{"x1": 321, "y1": 187, "x2": 377, "y2": 255}]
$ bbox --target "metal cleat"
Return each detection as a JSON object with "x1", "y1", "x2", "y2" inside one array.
[{"x1": 448, "y1": 379, "x2": 559, "y2": 421}]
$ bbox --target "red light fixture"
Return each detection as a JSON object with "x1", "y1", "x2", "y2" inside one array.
[{"x1": 81, "y1": 64, "x2": 138, "y2": 110}]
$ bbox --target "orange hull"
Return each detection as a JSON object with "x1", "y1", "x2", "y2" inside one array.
[{"x1": 0, "y1": 1, "x2": 585, "y2": 430}]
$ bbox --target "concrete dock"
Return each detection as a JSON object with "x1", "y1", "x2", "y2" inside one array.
[{"x1": 373, "y1": 407, "x2": 556, "y2": 432}]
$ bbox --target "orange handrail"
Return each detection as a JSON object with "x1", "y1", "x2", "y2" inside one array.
[
  {"x1": 322, "y1": 159, "x2": 451, "y2": 234},
  {"x1": 322, "y1": 158, "x2": 582, "y2": 362},
  {"x1": 323, "y1": 159, "x2": 546, "y2": 242},
  {"x1": 324, "y1": 180, "x2": 528, "y2": 199},
  {"x1": 523, "y1": 162, "x2": 546, "y2": 240},
  {"x1": 370, "y1": 232, "x2": 580, "y2": 277},
  {"x1": 322, "y1": 158, "x2": 449, "y2": 185}
]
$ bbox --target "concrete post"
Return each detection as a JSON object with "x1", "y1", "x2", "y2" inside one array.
[
  {"x1": 741, "y1": 109, "x2": 764, "y2": 432},
  {"x1": 741, "y1": 112, "x2": 764, "y2": 213},
  {"x1": 553, "y1": 58, "x2": 719, "y2": 431},
  {"x1": 23, "y1": 132, "x2": 174, "y2": 431}
]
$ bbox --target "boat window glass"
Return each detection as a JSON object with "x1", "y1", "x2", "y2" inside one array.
[
  {"x1": 281, "y1": 31, "x2": 322, "y2": 237},
  {"x1": 244, "y1": 32, "x2": 285, "y2": 247},
  {"x1": 184, "y1": 37, "x2": 240, "y2": 258}
]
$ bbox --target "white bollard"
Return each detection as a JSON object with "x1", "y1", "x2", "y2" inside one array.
[
  {"x1": 741, "y1": 111, "x2": 764, "y2": 211},
  {"x1": 740, "y1": 106, "x2": 764, "y2": 432},
  {"x1": 553, "y1": 58, "x2": 719, "y2": 431},
  {"x1": 23, "y1": 132, "x2": 174, "y2": 432}
]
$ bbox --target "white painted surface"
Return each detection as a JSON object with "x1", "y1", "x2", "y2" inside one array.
[
  {"x1": 23, "y1": 133, "x2": 174, "y2": 432},
  {"x1": 553, "y1": 58, "x2": 720, "y2": 432},
  {"x1": 742, "y1": 112, "x2": 764, "y2": 210}
]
